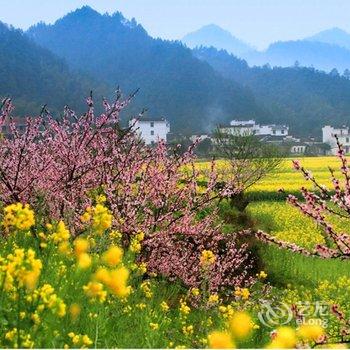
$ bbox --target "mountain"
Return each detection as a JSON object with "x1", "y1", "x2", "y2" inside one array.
[
  {"x1": 194, "y1": 46, "x2": 350, "y2": 136},
  {"x1": 244, "y1": 40, "x2": 350, "y2": 72},
  {"x1": 306, "y1": 27, "x2": 350, "y2": 50},
  {"x1": 27, "y1": 7, "x2": 266, "y2": 133},
  {"x1": 181, "y1": 24, "x2": 350, "y2": 73},
  {"x1": 182, "y1": 24, "x2": 253, "y2": 57},
  {"x1": 0, "y1": 21, "x2": 105, "y2": 116}
]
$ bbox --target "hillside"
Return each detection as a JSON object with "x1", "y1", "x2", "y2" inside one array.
[
  {"x1": 27, "y1": 6, "x2": 266, "y2": 133},
  {"x1": 0, "y1": 21, "x2": 105, "y2": 116},
  {"x1": 194, "y1": 47, "x2": 350, "y2": 136},
  {"x1": 182, "y1": 24, "x2": 253, "y2": 57}
]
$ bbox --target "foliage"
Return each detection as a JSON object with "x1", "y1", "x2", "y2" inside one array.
[
  {"x1": 213, "y1": 129, "x2": 282, "y2": 210},
  {"x1": 0, "y1": 95, "x2": 253, "y2": 295},
  {"x1": 286, "y1": 136, "x2": 350, "y2": 258},
  {"x1": 0, "y1": 22, "x2": 106, "y2": 117}
]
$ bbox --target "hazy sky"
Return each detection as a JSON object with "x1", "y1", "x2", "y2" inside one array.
[{"x1": 1, "y1": 0, "x2": 350, "y2": 49}]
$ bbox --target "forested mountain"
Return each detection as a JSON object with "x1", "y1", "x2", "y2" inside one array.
[
  {"x1": 182, "y1": 24, "x2": 253, "y2": 57},
  {"x1": 27, "y1": 6, "x2": 266, "y2": 133},
  {"x1": 244, "y1": 40, "x2": 350, "y2": 72},
  {"x1": 0, "y1": 21, "x2": 105, "y2": 116},
  {"x1": 306, "y1": 27, "x2": 350, "y2": 50},
  {"x1": 4, "y1": 5, "x2": 350, "y2": 136},
  {"x1": 194, "y1": 47, "x2": 350, "y2": 136}
]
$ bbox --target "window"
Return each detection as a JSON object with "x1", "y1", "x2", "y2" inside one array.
[
  {"x1": 281, "y1": 130, "x2": 285, "y2": 134},
  {"x1": 346, "y1": 137, "x2": 349, "y2": 143},
  {"x1": 273, "y1": 130, "x2": 276, "y2": 135},
  {"x1": 150, "y1": 130, "x2": 154, "y2": 136},
  {"x1": 150, "y1": 122, "x2": 154, "y2": 127}
]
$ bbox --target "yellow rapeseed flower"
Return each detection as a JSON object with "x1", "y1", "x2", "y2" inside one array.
[
  {"x1": 257, "y1": 271, "x2": 268, "y2": 279},
  {"x1": 50, "y1": 221, "x2": 70, "y2": 244},
  {"x1": 150, "y1": 322, "x2": 159, "y2": 330},
  {"x1": 297, "y1": 321, "x2": 324, "y2": 342},
  {"x1": 229, "y1": 311, "x2": 253, "y2": 339},
  {"x1": 69, "y1": 303, "x2": 81, "y2": 320},
  {"x1": 102, "y1": 246, "x2": 123, "y2": 266},
  {"x1": 77, "y1": 253, "x2": 92, "y2": 269},
  {"x1": 2, "y1": 203, "x2": 35, "y2": 232},
  {"x1": 83, "y1": 281, "x2": 107, "y2": 303},
  {"x1": 200, "y1": 250, "x2": 216, "y2": 267},
  {"x1": 107, "y1": 267, "x2": 130, "y2": 298},
  {"x1": 160, "y1": 301, "x2": 169, "y2": 312},
  {"x1": 267, "y1": 326, "x2": 297, "y2": 349},
  {"x1": 74, "y1": 238, "x2": 89, "y2": 256},
  {"x1": 208, "y1": 331, "x2": 235, "y2": 349}
]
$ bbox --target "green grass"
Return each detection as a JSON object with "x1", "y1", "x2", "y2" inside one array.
[{"x1": 258, "y1": 243, "x2": 350, "y2": 289}]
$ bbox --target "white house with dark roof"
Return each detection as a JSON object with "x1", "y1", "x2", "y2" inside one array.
[
  {"x1": 129, "y1": 117, "x2": 170, "y2": 145},
  {"x1": 322, "y1": 125, "x2": 350, "y2": 154},
  {"x1": 255, "y1": 124, "x2": 289, "y2": 136},
  {"x1": 218, "y1": 120, "x2": 289, "y2": 137}
]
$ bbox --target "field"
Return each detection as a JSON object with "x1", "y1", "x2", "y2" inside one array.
[
  {"x1": 244, "y1": 157, "x2": 350, "y2": 286},
  {"x1": 1, "y1": 121, "x2": 350, "y2": 350}
]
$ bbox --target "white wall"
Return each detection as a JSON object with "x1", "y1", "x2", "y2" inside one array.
[
  {"x1": 220, "y1": 125, "x2": 255, "y2": 135},
  {"x1": 322, "y1": 125, "x2": 350, "y2": 154},
  {"x1": 230, "y1": 119, "x2": 256, "y2": 126},
  {"x1": 254, "y1": 125, "x2": 289, "y2": 136},
  {"x1": 291, "y1": 145, "x2": 306, "y2": 154},
  {"x1": 130, "y1": 119, "x2": 170, "y2": 145}
]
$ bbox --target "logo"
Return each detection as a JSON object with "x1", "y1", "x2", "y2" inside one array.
[
  {"x1": 258, "y1": 302, "x2": 293, "y2": 328},
  {"x1": 258, "y1": 301, "x2": 330, "y2": 328}
]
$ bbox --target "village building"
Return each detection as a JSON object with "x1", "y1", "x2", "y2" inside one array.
[
  {"x1": 0, "y1": 116, "x2": 27, "y2": 136},
  {"x1": 129, "y1": 117, "x2": 170, "y2": 145},
  {"x1": 322, "y1": 125, "x2": 350, "y2": 154},
  {"x1": 218, "y1": 119, "x2": 289, "y2": 137}
]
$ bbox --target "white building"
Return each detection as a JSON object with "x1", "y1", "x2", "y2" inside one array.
[
  {"x1": 219, "y1": 120, "x2": 289, "y2": 137},
  {"x1": 129, "y1": 117, "x2": 170, "y2": 145},
  {"x1": 290, "y1": 144, "x2": 307, "y2": 154},
  {"x1": 322, "y1": 125, "x2": 350, "y2": 154},
  {"x1": 255, "y1": 124, "x2": 289, "y2": 136}
]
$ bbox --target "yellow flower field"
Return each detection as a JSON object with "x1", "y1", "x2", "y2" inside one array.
[
  {"x1": 196, "y1": 156, "x2": 342, "y2": 193},
  {"x1": 251, "y1": 156, "x2": 341, "y2": 193}
]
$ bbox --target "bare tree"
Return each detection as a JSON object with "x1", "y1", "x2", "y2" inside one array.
[{"x1": 213, "y1": 128, "x2": 283, "y2": 211}]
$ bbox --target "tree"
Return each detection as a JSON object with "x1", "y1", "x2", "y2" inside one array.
[
  {"x1": 195, "y1": 137, "x2": 213, "y2": 158},
  {"x1": 330, "y1": 68, "x2": 340, "y2": 77},
  {"x1": 0, "y1": 95, "x2": 253, "y2": 294},
  {"x1": 344, "y1": 68, "x2": 350, "y2": 79},
  {"x1": 213, "y1": 128, "x2": 283, "y2": 211}
]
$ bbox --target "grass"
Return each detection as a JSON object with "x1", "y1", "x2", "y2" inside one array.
[
  {"x1": 216, "y1": 155, "x2": 350, "y2": 301},
  {"x1": 258, "y1": 243, "x2": 350, "y2": 289}
]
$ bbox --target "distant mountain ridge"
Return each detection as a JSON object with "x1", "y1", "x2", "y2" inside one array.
[
  {"x1": 183, "y1": 24, "x2": 350, "y2": 72},
  {"x1": 182, "y1": 24, "x2": 253, "y2": 56},
  {"x1": 245, "y1": 40, "x2": 350, "y2": 72},
  {"x1": 306, "y1": 27, "x2": 350, "y2": 50},
  {"x1": 27, "y1": 6, "x2": 266, "y2": 133}
]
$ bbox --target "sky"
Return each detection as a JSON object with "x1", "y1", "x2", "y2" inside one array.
[{"x1": 1, "y1": 0, "x2": 350, "y2": 49}]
